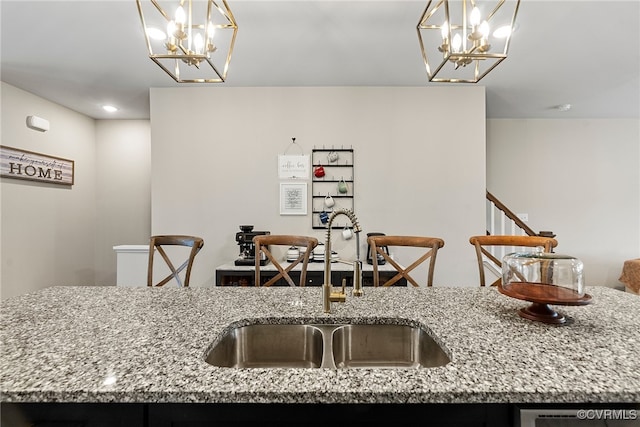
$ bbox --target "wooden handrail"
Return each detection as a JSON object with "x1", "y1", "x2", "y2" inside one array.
[{"x1": 486, "y1": 191, "x2": 554, "y2": 238}]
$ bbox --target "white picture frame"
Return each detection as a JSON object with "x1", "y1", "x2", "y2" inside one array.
[{"x1": 280, "y1": 182, "x2": 307, "y2": 215}]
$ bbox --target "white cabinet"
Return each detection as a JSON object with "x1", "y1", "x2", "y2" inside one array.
[{"x1": 113, "y1": 245, "x2": 149, "y2": 287}]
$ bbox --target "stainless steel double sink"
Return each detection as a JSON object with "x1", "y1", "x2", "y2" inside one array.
[{"x1": 205, "y1": 322, "x2": 450, "y2": 369}]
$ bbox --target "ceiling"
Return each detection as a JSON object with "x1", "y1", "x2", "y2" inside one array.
[{"x1": 1, "y1": 0, "x2": 639, "y2": 120}]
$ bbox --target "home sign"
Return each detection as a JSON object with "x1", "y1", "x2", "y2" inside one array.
[{"x1": 1, "y1": 146, "x2": 74, "y2": 186}]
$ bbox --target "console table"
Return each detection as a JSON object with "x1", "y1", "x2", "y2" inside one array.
[{"x1": 215, "y1": 261, "x2": 404, "y2": 287}]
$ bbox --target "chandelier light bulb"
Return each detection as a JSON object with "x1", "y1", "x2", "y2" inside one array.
[
  {"x1": 470, "y1": 7, "x2": 481, "y2": 27},
  {"x1": 175, "y1": 6, "x2": 186, "y2": 25},
  {"x1": 440, "y1": 21, "x2": 449, "y2": 40},
  {"x1": 468, "y1": 7, "x2": 484, "y2": 41},
  {"x1": 207, "y1": 21, "x2": 216, "y2": 40},
  {"x1": 480, "y1": 21, "x2": 490, "y2": 38},
  {"x1": 452, "y1": 33, "x2": 462, "y2": 52},
  {"x1": 477, "y1": 20, "x2": 491, "y2": 52},
  {"x1": 171, "y1": 6, "x2": 186, "y2": 40},
  {"x1": 167, "y1": 20, "x2": 176, "y2": 37},
  {"x1": 165, "y1": 20, "x2": 177, "y2": 51},
  {"x1": 194, "y1": 33, "x2": 204, "y2": 54}
]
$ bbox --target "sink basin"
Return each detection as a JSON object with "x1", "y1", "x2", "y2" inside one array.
[
  {"x1": 331, "y1": 324, "x2": 450, "y2": 368},
  {"x1": 204, "y1": 324, "x2": 324, "y2": 368},
  {"x1": 205, "y1": 322, "x2": 450, "y2": 369}
]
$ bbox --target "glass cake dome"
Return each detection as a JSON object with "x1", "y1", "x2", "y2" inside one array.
[
  {"x1": 499, "y1": 248, "x2": 592, "y2": 324},
  {"x1": 502, "y1": 250, "x2": 585, "y2": 297}
]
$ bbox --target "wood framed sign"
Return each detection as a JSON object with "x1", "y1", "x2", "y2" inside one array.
[{"x1": 1, "y1": 146, "x2": 74, "y2": 186}]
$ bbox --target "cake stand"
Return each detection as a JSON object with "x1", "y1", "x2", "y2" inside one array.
[{"x1": 498, "y1": 282, "x2": 592, "y2": 325}]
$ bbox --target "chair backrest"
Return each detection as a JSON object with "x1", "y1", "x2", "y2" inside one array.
[
  {"x1": 147, "y1": 235, "x2": 204, "y2": 287},
  {"x1": 468, "y1": 235, "x2": 558, "y2": 287},
  {"x1": 253, "y1": 235, "x2": 318, "y2": 287},
  {"x1": 367, "y1": 235, "x2": 445, "y2": 287}
]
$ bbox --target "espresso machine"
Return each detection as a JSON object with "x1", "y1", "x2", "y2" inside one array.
[
  {"x1": 235, "y1": 225, "x2": 270, "y2": 266},
  {"x1": 366, "y1": 232, "x2": 389, "y2": 265}
]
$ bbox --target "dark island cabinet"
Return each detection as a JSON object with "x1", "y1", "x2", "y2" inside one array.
[
  {"x1": 147, "y1": 403, "x2": 511, "y2": 426},
  {"x1": 4, "y1": 402, "x2": 640, "y2": 426},
  {"x1": 0, "y1": 403, "x2": 145, "y2": 426},
  {"x1": 2, "y1": 402, "x2": 511, "y2": 427}
]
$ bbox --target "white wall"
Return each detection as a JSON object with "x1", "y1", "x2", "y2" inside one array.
[
  {"x1": 94, "y1": 120, "x2": 151, "y2": 285},
  {"x1": 487, "y1": 119, "x2": 640, "y2": 287},
  {"x1": 1, "y1": 82, "x2": 97, "y2": 299},
  {"x1": 150, "y1": 86, "x2": 487, "y2": 287}
]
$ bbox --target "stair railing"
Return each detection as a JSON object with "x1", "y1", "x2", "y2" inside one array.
[
  {"x1": 487, "y1": 191, "x2": 540, "y2": 237},
  {"x1": 483, "y1": 191, "x2": 556, "y2": 283}
]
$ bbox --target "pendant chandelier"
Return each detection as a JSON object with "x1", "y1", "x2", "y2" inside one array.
[
  {"x1": 417, "y1": 0, "x2": 520, "y2": 83},
  {"x1": 136, "y1": 0, "x2": 238, "y2": 83}
]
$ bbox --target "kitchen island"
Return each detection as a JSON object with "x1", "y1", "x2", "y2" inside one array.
[{"x1": 1, "y1": 285, "x2": 639, "y2": 426}]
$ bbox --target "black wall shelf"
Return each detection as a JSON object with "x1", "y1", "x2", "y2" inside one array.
[{"x1": 312, "y1": 148, "x2": 354, "y2": 229}]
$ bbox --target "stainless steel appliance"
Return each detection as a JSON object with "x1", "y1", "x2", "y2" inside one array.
[
  {"x1": 235, "y1": 225, "x2": 270, "y2": 266},
  {"x1": 517, "y1": 407, "x2": 638, "y2": 426}
]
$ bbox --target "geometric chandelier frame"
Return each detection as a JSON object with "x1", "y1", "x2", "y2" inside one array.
[
  {"x1": 417, "y1": 0, "x2": 520, "y2": 83},
  {"x1": 136, "y1": 0, "x2": 238, "y2": 83}
]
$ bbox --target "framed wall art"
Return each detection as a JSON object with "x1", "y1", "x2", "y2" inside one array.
[
  {"x1": 0, "y1": 146, "x2": 74, "y2": 186},
  {"x1": 280, "y1": 182, "x2": 307, "y2": 215}
]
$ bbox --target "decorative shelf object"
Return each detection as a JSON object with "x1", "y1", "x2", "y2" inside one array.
[{"x1": 311, "y1": 147, "x2": 354, "y2": 229}]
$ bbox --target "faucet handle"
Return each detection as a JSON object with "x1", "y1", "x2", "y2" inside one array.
[
  {"x1": 329, "y1": 279, "x2": 347, "y2": 303},
  {"x1": 352, "y1": 260, "x2": 364, "y2": 297}
]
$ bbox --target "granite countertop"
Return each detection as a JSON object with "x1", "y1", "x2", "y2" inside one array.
[{"x1": 1, "y1": 285, "x2": 639, "y2": 404}]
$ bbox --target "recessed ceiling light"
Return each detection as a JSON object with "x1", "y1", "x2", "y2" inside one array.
[
  {"x1": 146, "y1": 27, "x2": 166, "y2": 41},
  {"x1": 102, "y1": 105, "x2": 118, "y2": 113},
  {"x1": 554, "y1": 104, "x2": 572, "y2": 112}
]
